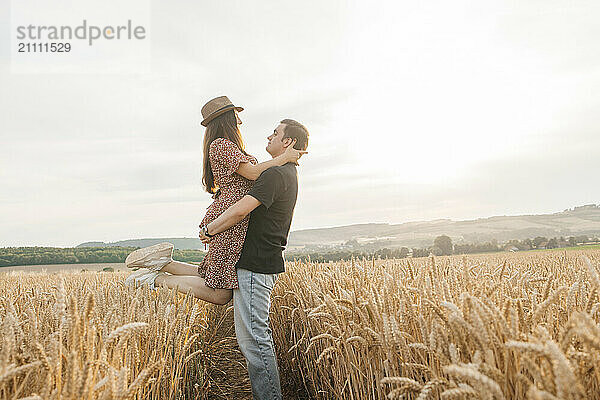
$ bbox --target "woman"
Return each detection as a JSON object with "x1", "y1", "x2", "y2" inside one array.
[{"x1": 124, "y1": 96, "x2": 303, "y2": 304}]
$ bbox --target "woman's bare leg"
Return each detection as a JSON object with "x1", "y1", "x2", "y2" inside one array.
[
  {"x1": 155, "y1": 273, "x2": 232, "y2": 305},
  {"x1": 161, "y1": 260, "x2": 201, "y2": 276}
]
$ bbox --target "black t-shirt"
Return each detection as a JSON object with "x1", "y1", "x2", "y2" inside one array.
[{"x1": 235, "y1": 163, "x2": 298, "y2": 274}]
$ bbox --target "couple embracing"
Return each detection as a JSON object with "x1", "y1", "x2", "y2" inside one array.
[{"x1": 124, "y1": 95, "x2": 309, "y2": 400}]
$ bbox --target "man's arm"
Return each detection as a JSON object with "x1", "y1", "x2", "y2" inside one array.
[{"x1": 199, "y1": 195, "x2": 261, "y2": 243}]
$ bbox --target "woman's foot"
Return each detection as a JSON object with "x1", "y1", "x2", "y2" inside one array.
[
  {"x1": 124, "y1": 269, "x2": 164, "y2": 289},
  {"x1": 125, "y1": 242, "x2": 174, "y2": 272}
]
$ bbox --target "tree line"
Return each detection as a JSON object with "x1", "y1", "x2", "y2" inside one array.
[
  {"x1": 2, "y1": 234, "x2": 598, "y2": 267},
  {"x1": 0, "y1": 246, "x2": 205, "y2": 267},
  {"x1": 286, "y1": 234, "x2": 600, "y2": 262}
]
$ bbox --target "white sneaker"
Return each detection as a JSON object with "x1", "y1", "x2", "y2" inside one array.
[
  {"x1": 124, "y1": 269, "x2": 162, "y2": 289},
  {"x1": 125, "y1": 242, "x2": 174, "y2": 272}
]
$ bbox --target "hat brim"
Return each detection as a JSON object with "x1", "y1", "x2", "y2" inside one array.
[{"x1": 200, "y1": 106, "x2": 244, "y2": 127}]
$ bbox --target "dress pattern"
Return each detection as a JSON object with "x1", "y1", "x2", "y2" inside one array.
[{"x1": 198, "y1": 138, "x2": 257, "y2": 289}]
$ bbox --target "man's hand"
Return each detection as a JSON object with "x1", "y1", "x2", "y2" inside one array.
[
  {"x1": 197, "y1": 195, "x2": 261, "y2": 246},
  {"x1": 199, "y1": 226, "x2": 211, "y2": 244}
]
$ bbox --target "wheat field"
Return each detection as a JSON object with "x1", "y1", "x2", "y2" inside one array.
[{"x1": 2, "y1": 249, "x2": 600, "y2": 399}]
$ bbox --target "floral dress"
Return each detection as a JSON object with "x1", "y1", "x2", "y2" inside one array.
[{"x1": 198, "y1": 138, "x2": 257, "y2": 289}]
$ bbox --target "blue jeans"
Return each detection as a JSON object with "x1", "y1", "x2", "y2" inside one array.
[{"x1": 233, "y1": 267, "x2": 282, "y2": 400}]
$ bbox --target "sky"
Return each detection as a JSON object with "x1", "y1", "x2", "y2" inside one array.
[{"x1": 1, "y1": 0, "x2": 599, "y2": 247}]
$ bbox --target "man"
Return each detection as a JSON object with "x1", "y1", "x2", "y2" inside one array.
[{"x1": 199, "y1": 118, "x2": 309, "y2": 400}]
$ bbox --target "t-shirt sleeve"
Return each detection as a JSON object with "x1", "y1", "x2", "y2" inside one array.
[
  {"x1": 209, "y1": 138, "x2": 254, "y2": 176},
  {"x1": 247, "y1": 168, "x2": 285, "y2": 209}
]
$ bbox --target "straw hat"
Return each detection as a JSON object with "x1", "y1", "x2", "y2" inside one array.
[{"x1": 200, "y1": 96, "x2": 244, "y2": 127}]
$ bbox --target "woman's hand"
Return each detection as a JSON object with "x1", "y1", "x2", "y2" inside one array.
[{"x1": 283, "y1": 139, "x2": 308, "y2": 165}]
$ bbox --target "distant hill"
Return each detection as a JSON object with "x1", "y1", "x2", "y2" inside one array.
[
  {"x1": 77, "y1": 204, "x2": 600, "y2": 250},
  {"x1": 76, "y1": 238, "x2": 205, "y2": 250},
  {"x1": 288, "y1": 204, "x2": 600, "y2": 249}
]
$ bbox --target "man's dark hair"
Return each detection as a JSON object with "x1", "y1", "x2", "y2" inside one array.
[{"x1": 280, "y1": 119, "x2": 309, "y2": 151}]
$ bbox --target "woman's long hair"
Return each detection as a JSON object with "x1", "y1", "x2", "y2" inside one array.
[{"x1": 202, "y1": 110, "x2": 249, "y2": 194}]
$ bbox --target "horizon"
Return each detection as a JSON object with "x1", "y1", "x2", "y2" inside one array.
[
  {"x1": 2, "y1": 1, "x2": 600, "y2": 247},
  {"x1": 3, "y1": 202, "x2": 598, "y2": 248}
]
